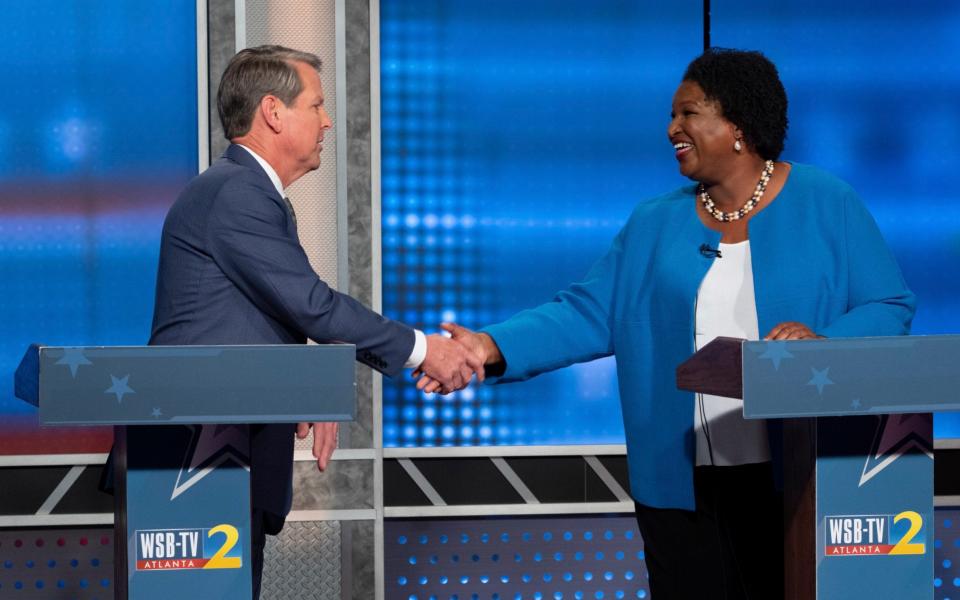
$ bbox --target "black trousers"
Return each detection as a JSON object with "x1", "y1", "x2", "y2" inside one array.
[
  {"x1": 251, "y1": 509, "x2": 286, "y2": 599},
  {"x1": 634, "y1": 463, "x2": 783, "y2": 600}
]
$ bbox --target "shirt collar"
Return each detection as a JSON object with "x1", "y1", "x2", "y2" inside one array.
[{"x1": 236, "y1": 144, "x2": 284, "y2": 198}]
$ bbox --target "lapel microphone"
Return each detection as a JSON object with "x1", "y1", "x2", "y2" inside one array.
[{"x1": 699, "y1": 243, "x2": 722, "y2": 259}]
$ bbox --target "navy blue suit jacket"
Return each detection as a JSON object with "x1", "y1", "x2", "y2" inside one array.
[{"x1": 149, "y1": 144, "x2": 414, "y2": 516}]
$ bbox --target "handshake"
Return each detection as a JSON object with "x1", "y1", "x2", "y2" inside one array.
[
  {"x1": 413, "y1": 323, "x2": 502, "y2": 395},
  {"x1": 302, "y1": 323, "x2": 498, "y2": 473}
]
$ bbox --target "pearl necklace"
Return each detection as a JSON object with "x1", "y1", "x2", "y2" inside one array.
[{"x1": 699, "y1": 160, "x2": 775, "y2": 222}]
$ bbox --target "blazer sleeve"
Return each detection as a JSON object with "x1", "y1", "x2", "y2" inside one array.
[
  {"x1": 818, "y1": 189, "x2": 916, "y2": 338},
  {"x1": 481, "y1": 223, "x2": 625, "y2": 383},
  {"x1": 206, "y1": 177, "x2": 415, "y2": 376}
]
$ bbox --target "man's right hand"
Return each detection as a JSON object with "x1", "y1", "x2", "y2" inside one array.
[{"x1": 416, "y1": 333, "x2": 485, "y2": 394}]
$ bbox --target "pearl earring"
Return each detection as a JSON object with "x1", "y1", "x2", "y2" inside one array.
[{"x1": 734, "y1": 139, "x2": 742, "y2": 152}]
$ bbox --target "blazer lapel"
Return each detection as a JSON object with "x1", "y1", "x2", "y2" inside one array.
[{"x1": 222, "y1": 145, "x2": 297, "y2": 237}]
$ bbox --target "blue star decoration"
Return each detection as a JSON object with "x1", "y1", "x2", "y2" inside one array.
[
  {"x1": 807, "y1": 367, "x2": 834, "y2": 395},
  {"x1": 151, "y1": 407, "x2": 163, "y2": 418},
  {"x1": 105, "y1": 375, "x2": 135, "y2": 404},
  {"x1": 56, "y1": 348, "x2": 92, "y2": 378},
  {"x1": 757, "y1": 341, "x2": 794, "y2": 370},
  {"x1": 851, "y1": 398, "x2": 862, "y2": 409}
]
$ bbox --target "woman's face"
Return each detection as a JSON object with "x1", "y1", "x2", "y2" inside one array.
[{"x1": 667, "y1": 80, "x2": 739, "y2": 183}]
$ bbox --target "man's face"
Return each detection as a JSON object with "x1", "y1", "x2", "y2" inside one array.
[{"x1": 278, "y1": 61, "x2": 332, "y2": 181}]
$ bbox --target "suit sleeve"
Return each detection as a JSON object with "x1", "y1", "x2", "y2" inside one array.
[
  {"x1": 819, "y1": 189, "x2": 916, "y2": 338},
  {"x1": 206, "y1": 178, "x2": 415, "y2": 376},
  {"x1": 481, "y1": 224, "x2": 625, "y2": 383}
]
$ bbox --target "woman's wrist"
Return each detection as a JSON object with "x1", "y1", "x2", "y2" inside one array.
[{"x1": 479, "y1": 333, "x2": 505, "y2": 367}]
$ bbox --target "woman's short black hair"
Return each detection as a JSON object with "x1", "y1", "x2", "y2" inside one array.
[{"x1": 683, "y1": 48, "x2": 788, "y2": 160}]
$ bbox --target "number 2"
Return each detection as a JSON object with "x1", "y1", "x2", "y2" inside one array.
[
  {"x1": 888, "y1": 511, "x2": 925, "y2": 555},
  {"x1": 204, "y1": 524, "x2": 242, "y2": 568}
]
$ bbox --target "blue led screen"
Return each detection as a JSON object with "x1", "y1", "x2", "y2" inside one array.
[
  {"x1": 381, "y1": 1, "x2": 960, "y2": 447},
  {"x1": 711, "y1": 0, "x2": 960, "y2": 436},
  {"x1": 380, "y1": 0, "x2": 700, "y2": 447},
  {"x1": 0, "y1": 2, "x2": 198, "y2": 452}
]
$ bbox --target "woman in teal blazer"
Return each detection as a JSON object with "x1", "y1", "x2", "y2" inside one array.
[{"x1": 423, "y1": 49, "x2": 915, "y2": 599}]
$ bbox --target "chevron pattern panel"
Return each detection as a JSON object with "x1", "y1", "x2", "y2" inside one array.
[{"x1": 383, "y1": 455, "x2": 632, "y2": 514}]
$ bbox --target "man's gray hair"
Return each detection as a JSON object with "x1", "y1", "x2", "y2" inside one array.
[{"x1": 217, "y1": 45, "x2": 322, "y2": 140}]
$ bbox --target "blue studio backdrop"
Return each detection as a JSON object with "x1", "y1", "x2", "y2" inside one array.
[
  {"x1": 0, "y1": 1, "x2": 199, "y2": 453},
  {"x1": 379, "y1": 0, "x2": 960, "y2": 447}
]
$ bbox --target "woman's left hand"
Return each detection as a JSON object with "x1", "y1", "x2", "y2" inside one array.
[{"x1": 764, "y1": 321, "x2": 821, "y2": 340}]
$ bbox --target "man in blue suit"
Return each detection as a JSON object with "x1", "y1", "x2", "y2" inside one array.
[{"x1": 149, "y1": 45, "x2": 482, "y2": 597}]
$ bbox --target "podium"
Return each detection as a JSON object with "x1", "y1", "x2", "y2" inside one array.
[
  {"x1": 15, "y1": 343, "x2": 356, "y2": 600},
  {"x1": 675, "y1": 335, "x2": 960, "y2": 600}
]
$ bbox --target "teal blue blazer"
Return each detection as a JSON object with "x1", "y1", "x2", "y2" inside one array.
[{"x1": 483, "y1": 163, "x2": 916, "y2": 510}]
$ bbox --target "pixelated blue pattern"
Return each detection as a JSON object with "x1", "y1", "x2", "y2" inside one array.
[
  {"x1": 386, "y1": 516, "x2": 649, "y2": 599},
  {"x1": 380, "y1": 0, "x2": 699, "y2": 447},
  {"x1": 389, "y1": 509, "x2": 960, "y2": 597},
  {"x1": 0, "y1": 2, "x2": 197, "y2": 421},
  {"x1": 711, "y1": 2, "x2": 960, "y2": 435},
  {"x1": 0, "y1": 529, "x2": 112, "y2": 598},
  {"x1": 935, "y1": 509, "x2": 960, "y2": 599},
  {"x1": 382, "y1": 0, "x2": 960, "y2": 446}
]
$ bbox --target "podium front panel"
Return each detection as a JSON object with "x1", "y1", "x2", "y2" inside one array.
[
  {"x1": 738, "y1": 336, "x2": 940, "y2": 599},
  {"x1": 33, "y1": 344, "x2": 356, "y2": 425},
  {"x1": 125, "y1": 425, "x2": 253, "y2": 599},
  {"x1": 742, "y1": 335, "x2": 960, "y2": 418},
  {"x1": 816, "y1": 416, "x2": 933, "y2": 599}
]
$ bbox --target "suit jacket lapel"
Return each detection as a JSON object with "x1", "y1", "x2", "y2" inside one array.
[{"x1": 222, "y1": 144, "x2": 298, "y2": 237}]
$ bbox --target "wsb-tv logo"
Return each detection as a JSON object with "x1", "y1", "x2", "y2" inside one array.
[
  {"x1": 135, "y1": 524, "x2": 243, "y2": 570},
  {"x1": 824, "y1": 511, "x2": 926, "y2": 557}
]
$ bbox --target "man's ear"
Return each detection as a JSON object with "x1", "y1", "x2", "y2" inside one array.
[{"x1": 260, "y1": 95, "x2": 284, "y2": 134}]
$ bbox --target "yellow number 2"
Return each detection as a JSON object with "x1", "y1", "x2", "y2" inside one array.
[
  {"x1": 888, "y1": 511, "x2": 925, "y2": 555},
  {"x1": 204, "y1": 524, "x2": 242, "y2": 569}
]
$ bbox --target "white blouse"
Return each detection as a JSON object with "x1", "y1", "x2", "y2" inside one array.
[{"x1": 693, "y1": 241, "x2": 771, "y2": 466}]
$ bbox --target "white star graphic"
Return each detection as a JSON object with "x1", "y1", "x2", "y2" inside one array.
[
  {"x1": 105, "y1": 375, "x2": 135, "y2": 403},
  {"x1": 807, "y1": 367, "x2": 834, "y2": 395},
  {"x1": 171, "y1": 425, "x2": 250, "y2": 500},
  {"x1": 757, "y1": 341, "x2": 794, "y2": 370},
  {"x1": 859, "y1": 413, "x2": 933, "y2": 487},
  {"x1": 57, "y1": 348, "x2": 92, "y2": 378}
]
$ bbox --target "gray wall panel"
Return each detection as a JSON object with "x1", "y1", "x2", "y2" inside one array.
[
  {"x1": 262, "y1": 521, "x2": 342, "y2": 600},
  {"x1": 346, "y1": 520, "x2": 376, "y2": 600},
  {"x1": 292, "y1": 460, "x2": 374, "y2": 511},
  {"x1": 244, "y1": 0, "x2": 341, "y2": 297},
  {"x1": 206, "y1": 0, "x2": 236, "y2": 161},
  {"x1": 345, "y1": 0, "x2": 374, "y2": 451}
]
